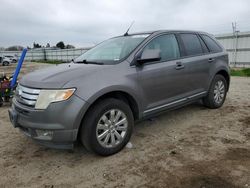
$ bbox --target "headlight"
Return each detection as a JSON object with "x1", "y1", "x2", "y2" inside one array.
[{"x1": 35, "y1": 88, "x2": 75, "y2": 110}]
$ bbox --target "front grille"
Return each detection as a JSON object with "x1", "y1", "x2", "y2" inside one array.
[{"x1": 15, "y1": 85, "x2": 40, "y2": 107}]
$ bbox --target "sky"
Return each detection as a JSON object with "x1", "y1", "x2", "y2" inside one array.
[{"x1": 1, "y1": 0, "x2": 250, "y2": 48}]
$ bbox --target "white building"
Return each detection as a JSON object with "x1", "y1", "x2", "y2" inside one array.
[{"x1": 215, "y1": 31, "x2": 250, "y2": 67}]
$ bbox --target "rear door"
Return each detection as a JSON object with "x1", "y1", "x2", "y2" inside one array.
[
  {"x1": 177, "y1": 33, "x2": 210, "y2": 95},
  {"x1": 199, "y1": 34, "x2": 224, "y2": 89}
]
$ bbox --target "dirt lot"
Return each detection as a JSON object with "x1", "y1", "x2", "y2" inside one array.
[{"x1": 0, "y1": 62, "x2": 249, "y2": 188}]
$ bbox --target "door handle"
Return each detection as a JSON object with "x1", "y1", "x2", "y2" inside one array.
[
  {"x1": 175, "y1": 61, "x2": 185, "y2": 70},
  {"x1": 208, "y1": 58, "x2": 214, "y2": 63}
]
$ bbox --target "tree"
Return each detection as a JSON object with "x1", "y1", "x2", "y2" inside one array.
[
  {"x1": 46, "y1": 43, "x2": 50, "y2": 48},
  {"x1": 65, "y1": 44, "x2": 75, "y2": 49},
  {"x1": 5, "y1": 46, "x2": 24, "y2": 51},
  {"x1": 33, "y1": 42, "x2": 42, "y2": 48},
  {"x1": 56, "y1": 41, "x2": 65, "y2": 49}
]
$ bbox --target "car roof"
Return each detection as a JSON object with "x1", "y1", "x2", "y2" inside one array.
[{"x1": 125, "y1": 30, "x2": 210, "y2": 36}]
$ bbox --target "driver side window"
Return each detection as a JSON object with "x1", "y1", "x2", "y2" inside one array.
[{"x1": 143, "y1": 34, "x2": 180, "y2": 61}]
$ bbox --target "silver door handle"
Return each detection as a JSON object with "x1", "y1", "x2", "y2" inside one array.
[{"x1": 175, "y1": 62, "x2": 185, "y2": 70}]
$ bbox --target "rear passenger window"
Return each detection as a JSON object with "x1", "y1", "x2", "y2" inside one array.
[
  {"x1": 180, "y1": 34, "x2": 203, "y2": 56},
  {"x1": 143, "y1": 34, "x2": 180, "y2": 61},
  {"x1": 201, "y1": 35, "x2": 222, "y2": 53},
  {"x1": 199, "y1": 37, "x2": 209, "y2": 53}
]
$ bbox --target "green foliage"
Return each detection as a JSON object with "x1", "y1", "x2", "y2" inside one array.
[
  {"x1": 231, "y1": 68, "x2": 250, "y2": 77},
  {"x1": 33, "y1": 42, "x2": 42, "y2": 48},
  {"x1": 65, "y1": 44, "x2": 75, "y2": 49},
  {"x1": 56, "y1": 41, "x2": 65, "y2": 49},
  {"x1": 5, "y1": 46, "x2": 24, "y2": 51}
]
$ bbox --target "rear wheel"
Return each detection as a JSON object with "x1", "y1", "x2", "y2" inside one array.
[
  {"x1": 80, "y1": 98, "x2": 134, "y2": 156},
  {"x1": 203, "y1": 74, "x2": 227, "y2": 109}
]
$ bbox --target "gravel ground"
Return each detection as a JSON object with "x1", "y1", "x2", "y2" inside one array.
[{"x1": 0, "y1": 62, "x2": 249, "y2": 188}]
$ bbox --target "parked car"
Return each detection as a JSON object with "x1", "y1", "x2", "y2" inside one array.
[
  {"x1": 8, "y1": 30, "x2": 230, "y2": 155},
  {"x1": 1, "y1": 56, "x2": 11, "y2": 66},
  {"x1": 4, "y1": 55, "x2": 18, "y2": 63}
]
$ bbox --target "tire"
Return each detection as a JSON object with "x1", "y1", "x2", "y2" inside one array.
[
  {"x1": 2, "y1": 61, "x2": 9, "y2": 66},
  {"x1": 203, "y1": 74, "x2": 228, "y2": 109},
  {"x1": 80, "y1": 98, "x2": 134, "y2": 156}
]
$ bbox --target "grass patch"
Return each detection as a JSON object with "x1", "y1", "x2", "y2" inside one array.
[
  {"x1": 32, "y1": 60, "x2": 64, "y2": 64},
  {"x1": 231, "y1": 68, "x2": 250, "y2": 77}
]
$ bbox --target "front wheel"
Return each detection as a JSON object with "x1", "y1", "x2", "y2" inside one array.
[
  {"x1": 203, "y1": 74, "x2": 228, "y2": 109},
  {"x1": 80, "y1": 98, "x2": 134, "y2": 156},
  {"x1": 2, "y1": 61, "x2": 9, "y2": 66}
]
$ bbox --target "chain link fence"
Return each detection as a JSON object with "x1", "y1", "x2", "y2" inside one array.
[{"x1": 0, "y1": 48, "x2": 91, "y2": 62}]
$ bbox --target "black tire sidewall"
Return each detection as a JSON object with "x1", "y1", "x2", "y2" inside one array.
[
  {"x1": 207, "y1": 75, "x2": 227, "y2": 108},
  {"x1": 3, "y1": 62, "x2": 9, "y2": 66},
  {"x1": 81, "y1": 98, "x2": 134, "y2": 156}
]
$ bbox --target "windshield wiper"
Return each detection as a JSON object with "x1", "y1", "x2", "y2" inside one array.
[{"x1": 74, "y1": 59, "x2": 104, "y2": 65}]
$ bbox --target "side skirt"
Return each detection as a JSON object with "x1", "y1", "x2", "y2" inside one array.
[{"x1": 142, "y1": 91, "x2": 207, "y2": 119}]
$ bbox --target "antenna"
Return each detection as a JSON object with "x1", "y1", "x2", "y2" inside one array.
[
  {"x1": 232, "y1": 22, "x2": 236, "y2": 35},
  {"x1": 124, "y1": 21, "x2": 135, "y2": 36}
]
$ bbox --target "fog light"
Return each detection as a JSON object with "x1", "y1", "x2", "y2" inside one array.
[{"x1": 35, "y1": 130, "x2": 53, "y2": 140}]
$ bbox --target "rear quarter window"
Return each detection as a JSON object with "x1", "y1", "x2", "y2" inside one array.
[{"x1": 201, "y1": 34, "x2": 222, "y2": 53}]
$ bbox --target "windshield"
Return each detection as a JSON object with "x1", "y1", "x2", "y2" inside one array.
[{"x1": 74, "y1": 34, "x2": 149, "y2": 64}]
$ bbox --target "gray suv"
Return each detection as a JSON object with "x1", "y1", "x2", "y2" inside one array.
[{"x1": 9, "y1": 30, "x2": 230, "y2": 155}]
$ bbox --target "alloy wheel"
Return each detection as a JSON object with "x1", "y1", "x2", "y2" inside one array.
[
  {"x1": 213, "y1": 80, "x2": 225, "y2": 104},
  {"x1": 96, "y1": 109, "x2": 128, "y2": 148}
]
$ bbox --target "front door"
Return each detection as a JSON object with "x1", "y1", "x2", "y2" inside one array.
[{"x1": 136, "y1": 34, "x2": 192, "y2": 113}]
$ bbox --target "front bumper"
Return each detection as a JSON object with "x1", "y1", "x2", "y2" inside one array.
[{"x1": 8, "y1": 94, "x2": 87, "y2": 149}]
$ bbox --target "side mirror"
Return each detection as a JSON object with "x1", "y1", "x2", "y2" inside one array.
[{"x1": 137, "y1": 49, "x2": 161, "y2": 64}]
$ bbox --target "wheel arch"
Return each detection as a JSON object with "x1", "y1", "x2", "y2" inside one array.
[
  {"x1": 88, "y1": 90, "x2": 140, "y2": 120},
  {"x1": 76, "y1": 90, "x2": 141, "y2": 141},
  {"x1": 215, "y1": 69, "x2": 230, "y2": 91}
]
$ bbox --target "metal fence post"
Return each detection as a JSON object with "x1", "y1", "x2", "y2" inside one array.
[
  {"x1": 233, "y1": 31, "x2": 239, "y2": 67},
  {"x1": 44, "y1": 48, "x2": 47, "y2": 61}
]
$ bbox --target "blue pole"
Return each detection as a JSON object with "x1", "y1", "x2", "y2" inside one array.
[{"x1": 10, "y1": 48, "x2": 27, "y2": 88}]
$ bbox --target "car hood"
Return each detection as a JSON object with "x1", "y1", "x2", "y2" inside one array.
[{"x1": 20, "y1": 63, "x2": 106, "y2": 88}]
